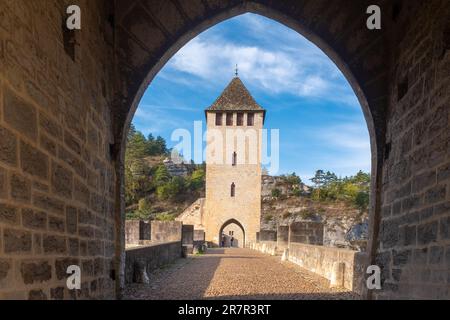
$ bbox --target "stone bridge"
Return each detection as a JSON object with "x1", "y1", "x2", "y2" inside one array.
[{"x1": 0, "y1": 0, "x2": 448, "y2": 299}]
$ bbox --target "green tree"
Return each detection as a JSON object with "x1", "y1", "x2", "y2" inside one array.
[
  {"x1": 310, "y1": 170, "x2": 326, "y2": 188},
  {"x1": 157, "y1": 176, "x2": 186, "y2": 200},
  {"x1": 154, "y1": 165, "x2": 170, "y2": 186},
  {"x1": 126, "y1": 131, "x2": 148, "y2": 160},
  {"x1": 271, "y1": 188, "x2": 281, "y2": 198},
  {"x1": 355, "y1": 191, "x2": 370, "y2": 213},
  {"x1": 188, "y1": 168, "x2": 205, "y2": 190},
  {"x1": 285, "y1": 172, "x2": 302, "y2": 186}
]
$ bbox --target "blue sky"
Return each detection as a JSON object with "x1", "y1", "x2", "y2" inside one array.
[{"x1": 132, "y1": 13, "x2": 371, "y2": 183}]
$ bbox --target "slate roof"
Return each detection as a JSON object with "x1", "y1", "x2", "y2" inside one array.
[{"x1": 205, "y1": 77, "x2": 265, "y2": 112}]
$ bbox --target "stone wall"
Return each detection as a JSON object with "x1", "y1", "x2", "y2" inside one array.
[
  {"x1": 150, "y1": 221, "x2": 182, "y2": 243},
  {"x1": 259, "y1": 230, "x2": 277, "y2": 242},
  {"x1": 175, "y1": 198, "x2": 205, "y2": 230},
  {"x1": 375, "y1": 0, "x2": 450, "y2": 299},
  {"x1": 277, "y1": 225, "x2": 289, "y2": 251},
  {"x1": 181, "y1": 224, "x2": 194, "y2": 254},
  {"x1": 194, "y1": 230, "x2": 205, "y2": 242},
  {"x1": 289, "y1": 222, "x2": 324, "y2": 245},
  {"x1": 248, "y1": 241, "x2": 279, "y2": 256},
  {"x1": 125, "y1": 220, "x2": 150, "y2": 245},
  {"x1": 125, "y1": 241, "x2": 181, "y2": 284},
  {"x1": 0, "y1": 0, "x2": 117, "y2": 300},
  {"x1": 288, "y1": 243, "x2": 367, "y2": 294}
]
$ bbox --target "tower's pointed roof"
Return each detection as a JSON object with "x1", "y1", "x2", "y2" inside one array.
[{"x1": 206, "y1": 77, "x2": 265, "y2": 112}]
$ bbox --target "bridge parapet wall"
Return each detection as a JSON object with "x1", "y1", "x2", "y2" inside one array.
[
  {"x1": 248, "y1": 240, "x2": 368, "y2": 295},
  {"x1": 125, "y1": 241, "x2": 182, "y2": 284},
  {"x1": 288, "y1": 243, "x2": 367, "y2": 294}
]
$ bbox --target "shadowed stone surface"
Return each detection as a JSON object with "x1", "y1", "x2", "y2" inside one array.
[{"x1": 124, "y1": 248, "x2": 358, "y2": 300}]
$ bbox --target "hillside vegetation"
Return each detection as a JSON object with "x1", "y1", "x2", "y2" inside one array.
[
  {"x1": 125, "y1": 125, "x2": 205, "y2": 221},
  {"x1": 125, "y1": 126, "x2": 370, "y2": 225}
]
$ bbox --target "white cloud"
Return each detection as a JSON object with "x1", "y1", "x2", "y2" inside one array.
[
  {"x1": 165, "y1": 18, "x2": 358, "y2": 105},
  {"x1": 133, "y1": 106, "x2": 192, "y2": 136},
  {"x1": 317, "y1": 123, "x2": 371, "y2": 151}
]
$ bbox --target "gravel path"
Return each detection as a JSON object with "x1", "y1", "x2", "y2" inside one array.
[{"x1": 123, "y1": 248, "x2": 359, "y2": 300}]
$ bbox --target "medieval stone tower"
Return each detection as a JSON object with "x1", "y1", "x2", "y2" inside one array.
[{"x1": 203, "y1": 76, "x2": 265, "y2": 247}]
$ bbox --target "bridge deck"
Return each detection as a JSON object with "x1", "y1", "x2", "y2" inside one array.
[{"x1": 123, "y1": 248, "x2": 359, "y2": 300}]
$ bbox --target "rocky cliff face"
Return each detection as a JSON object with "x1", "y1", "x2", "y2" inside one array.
[{"x1": 261, "y1": 175, "x2": 368, "y2": 251}]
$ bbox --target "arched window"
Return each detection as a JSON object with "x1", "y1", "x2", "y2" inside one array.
[
  {"x1": 230, "y1": 183, "x2": 235, "y2": 197},
  {"x1": 232, "y1": 152, "x2": 237, "y2": 166}
]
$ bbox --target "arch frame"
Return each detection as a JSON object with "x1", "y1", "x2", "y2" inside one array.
[
  {"x1": 219, "y1": 218, "x2": 246, "y2": 248},
  {"x1": 115, "y1": 1, "x2": 385, "y2": 299}
]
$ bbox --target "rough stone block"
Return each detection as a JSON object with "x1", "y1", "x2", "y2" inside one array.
[
  {"x1": 194, "y1": 230, "x2": 205, "y2": 241},
  {"x1": 50, "y1": 287, "x2": 64, "y2": 300},
  {"x1": 68, "y1": 238, "x2": 79, "y2": 256},
  {"x1": 425, "y1": 185, "x2": 447, "y2": 205},
  {"x1": 4, "y1": 88, "x2": 37, "y2": 141},
  {"x1": 0, "y1": 203, "x2": 19, "y2": 225},
  {"x1": 182, "y1": 225, "x2": 194, "y2": 246},
  {"x1": 259, "y1": 229, "x2": 277, "y2": 241},
  {"x1": 10, "y1": 172, "x2": 31, "y2": 202},
  {"x1": 39, "y1": 112, "x2": 61, "y2": 138},
  {"x1": 289, "y1": 221, "x2": 324, "y2": 245},
  {"x1": 440, "y1": 216, "x2": 450, "y2": 240},
  {"x1": 32, "y1": 192, "x2": 64, "y2": 215},
  {"x1": 43, "y1": 235, "x2": 67, "y2": 254},
  {"x1": 22, "y1": 209, "x2": 47, "y2": 230},
  {"x1": 381, "y1": 219, "x2": 399, "y2": 249},
  {"x1": 48, "y1": 215, "x2": 65, "y2": 233},
  {"x1": 33, "y1": 234, "x2": 42, "y2": 255},
  {"x1": 28, "y1": 289, "x2": 48, "y2": 300},
  {"x1": 64, "y1": 130, "x2": 82, "y2": 155},
  {"x1": 40, "y1": 134, "x2": 57, "y2": 156},
  {"x1": 74, "y1": 178, "x2": 90, "y2": 204},
  {"x1": 20, "y1": 260, "x2": 52, "y2": 284},
  {"x1": 0, "y1": 259, "x2": 11, "y2": 281},
  {"x1": 393, "y1": 249, "x2": 411, "y2": 266},
  {"x1": 429, "y1": 246, "x2": 444, "y2": 265},
  {"x1": 412, "y1": 170, "x2": 436, "y2": 193},
  {"x1": 0, "y1": 126, "x2": 17, "y2": 166},
  {"x1": 88, "y1": 240, "x2": 102, "y2": 256},
  {"x1": 51, "y1": 162, "x2": 73, "y2": 199},
  {"x1": 418, "y1": 221, "x2": 438, "y2": 245},
  {"x1": 79, "y1": 226, "x2": 95, "y2": 238},
  {"x1": 66, "y1": 206, "x2": 78, "y2": 234},
  {"x1": 58, "y1": 147, "x2": 86, "y2": 179},
  {"x1": 0, "y1": 167, "x2": 7, "y2": 198},
  {"x1": 437, "y1": 162, "x2": 450, "y2": 183},
  {"x1": 20, "y1": 141, "x2": 48, "y2": 180},
  {"x1": 4, "y1": 228, "x2": 32, "y2": 253},
  {"x1": 151, "y1": 221, "x2": 182, "y2": 242}
]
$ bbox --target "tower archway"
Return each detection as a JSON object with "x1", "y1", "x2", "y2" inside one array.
[{"x1": 219, "y1": 219, "x2": 246, "y2": 248}]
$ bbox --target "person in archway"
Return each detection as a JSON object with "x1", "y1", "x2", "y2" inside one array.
[
  {"x1": 230, "y1": 236, "x2": 234, "y2": 248},
  {"x1": 221, "y1": 234, "x2": 226, "y2": 248}
]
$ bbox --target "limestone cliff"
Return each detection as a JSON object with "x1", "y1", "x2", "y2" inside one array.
[{"x1": 260, "y1": 175, "x2": 369, "y2": 251}]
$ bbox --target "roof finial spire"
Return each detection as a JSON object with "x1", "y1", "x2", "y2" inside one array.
[{"x1": 235, "y1": 64, "x2": 238, "y2": 77}]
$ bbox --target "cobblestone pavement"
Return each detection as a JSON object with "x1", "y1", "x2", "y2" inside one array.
[{"x1": 123, "y1": 248, "x2": 359, "y2": 300}]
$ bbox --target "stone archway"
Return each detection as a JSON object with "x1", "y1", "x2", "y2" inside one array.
[
  {"x1": 219, "y1": 219, "x2": 246, "y2": 248},
  {"x1": 114, "y1": 1, "x2": 450, "y2": 300},
  {"x1": 115, "y1": 1, "x2": 386, "y2": 298},
  {"x1": 0, "y1": 0, "x2": 448, "y2": 300}
]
